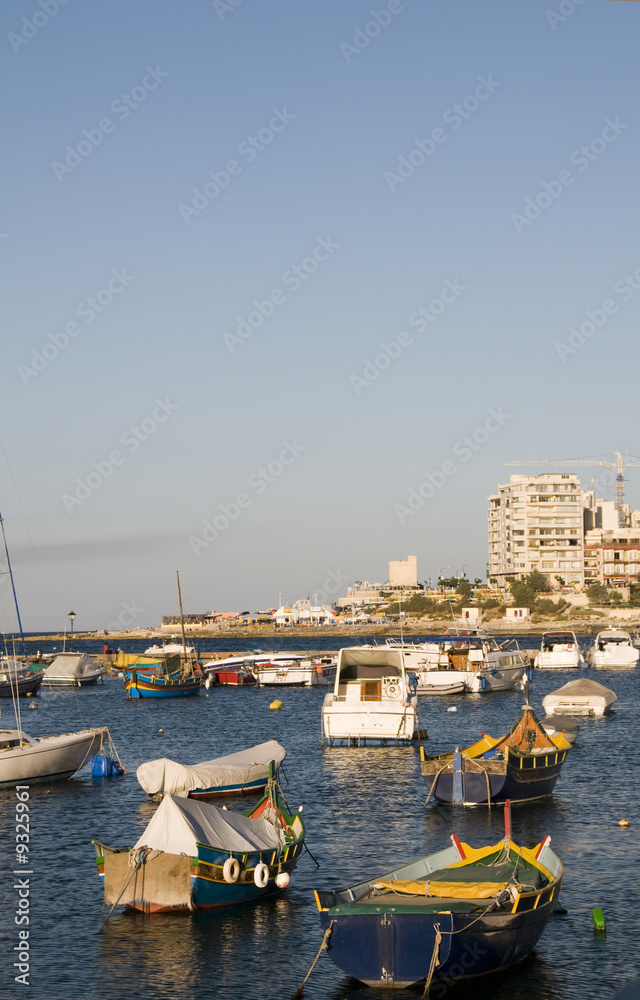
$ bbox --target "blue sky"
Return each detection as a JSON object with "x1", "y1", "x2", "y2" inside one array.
[{"x1": 1, "y1": 0, "x2": 639, "y2": 630}]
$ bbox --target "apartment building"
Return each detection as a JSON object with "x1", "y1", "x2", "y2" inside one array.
[
  {"x1": 488, "y1": 474, "x2": 584, "y2": 586},
  {"x1": 584, "y1": 528, "x2": 640, "y2": 587}
]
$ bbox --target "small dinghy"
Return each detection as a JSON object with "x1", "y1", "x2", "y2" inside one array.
[
  {"x1": 136, "y1": 740, "x2": 286, "y2": 799},
  {"x1": 313, "y1": 802, "x2": 562, "y2": 989},
  {"x1": 542, "y1": 678, "x2": 617, "y2": 717}
]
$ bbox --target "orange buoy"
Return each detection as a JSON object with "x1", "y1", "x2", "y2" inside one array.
[{"x1": 618, "y1": 818, "x2": 630, "y2": 827}]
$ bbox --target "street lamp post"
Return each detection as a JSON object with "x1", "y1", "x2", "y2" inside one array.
[{"x1": 68, "y1": 610, "x2": 76, "y2": 651}]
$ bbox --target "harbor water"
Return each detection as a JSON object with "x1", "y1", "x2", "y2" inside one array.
[{"x1": 0, "y1": 635, "x2": 638, "y2": 999}]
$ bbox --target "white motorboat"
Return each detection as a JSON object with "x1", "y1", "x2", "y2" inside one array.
[
  {"x1": 586, "y1": 630, "x2": 640, "y2": 668},
  {"x1": 42, "y1": 652, "x2": 104, "y2": 687},
  {"x1": 542, "y1": 678, "x2": 617, "y2": 717},
  {"x1": 360, "y1": 637, "x2": 525, "y2": 694},
  {"x1": 203, "y1": 652, "x2": 336, "y2": 687},
  {"x1": 321, "y1": 647, "x2": 419, "y2": 745},
  {"x1": 145, "y1": 640, "x2": 196, "y2": 657},
  {"x1": 0, "y1": 726, "x2": 110, "y2": 787},
  {"x1": 534, "y1": 631, "x2": 584, "y2": 669},
  {"x1": 136, "y1": 739, "x2": 287, "y2": 799}
]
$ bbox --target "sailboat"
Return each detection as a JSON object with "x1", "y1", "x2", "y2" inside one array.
[
  {"x1": 123, "y1": 571, "x2": 202, "y2": 698},
  {"x1": 0, "y1": 512, "x2": 114, "y2": 787}
]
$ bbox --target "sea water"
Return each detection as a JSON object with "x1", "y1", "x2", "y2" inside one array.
[{"x1": 0, "y1": 635, "x2": 637, "y2": 999}]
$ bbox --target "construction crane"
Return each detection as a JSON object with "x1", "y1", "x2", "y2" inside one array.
[{"x1": 503, "y1": 453, "x2": 640, "y2": 527}]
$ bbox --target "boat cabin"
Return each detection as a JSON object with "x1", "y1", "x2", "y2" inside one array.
[{"x1": 333, "y1": 648, "x2": 408, "y2": 703}]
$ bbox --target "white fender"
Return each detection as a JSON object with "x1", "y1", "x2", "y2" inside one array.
[
  {"x1": 223, "y1": 857, "x2": 240, "y2": 883},
  {"x1": 254, "y1": 862, "x2": 269, "y2": 888}
]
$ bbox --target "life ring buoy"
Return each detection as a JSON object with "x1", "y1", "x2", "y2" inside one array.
[
  {"x1": 254, "y1": 862, "x2": 269, "y2": 888},
  {"x1": 223, "y1": 857, "x2": 240, "y2": 883}
]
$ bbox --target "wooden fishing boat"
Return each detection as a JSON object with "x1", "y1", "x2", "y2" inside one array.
[
  {"x1": 136, "y1": 739, "x2": 287, "y2": 799},
  {"x1": 123, "y1": 665, "x2": 201, "y2": 698},
  {"x1": 420, "y1": 705, "x2": 571, "y2": 805},
  {"x1": 314, "y1": 803, "x2": 562, "y2": 989},
  {"x1": 93, "y1": 767, "x2": 305, "y2": 913}
]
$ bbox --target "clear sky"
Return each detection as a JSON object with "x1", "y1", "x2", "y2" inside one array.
[{"x1": 1, "y1": 0, "x2": 639, "y2": 631}]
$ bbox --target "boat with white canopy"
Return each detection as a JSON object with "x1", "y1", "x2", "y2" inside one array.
[
  {"x1": 542, "y1": 678, "x2": 617, "y2": 717},
  {"x1": 136, "y1": 740, "x2": 287, "y2": 799},
  {"x1": 42, "y1": 652, "x2": 104, "y2": 687},
  {"x1": 534, "y1": 631, "x2": 584, "y2": 669}
]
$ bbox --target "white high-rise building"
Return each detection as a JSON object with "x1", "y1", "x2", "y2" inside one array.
[{"x1": 488, "y1": 474, "x2": 584, "y2": 586}]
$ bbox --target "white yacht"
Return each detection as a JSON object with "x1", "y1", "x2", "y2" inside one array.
[
  {"x1": 321, "y1": 647, "x2": 419, "y2": 745},
  {"x1": 586, "y1": 630, "x2": 639, "y2": 668},
  {"x1": 534, "y1": 631, "x2": 584, "y2": 669}
]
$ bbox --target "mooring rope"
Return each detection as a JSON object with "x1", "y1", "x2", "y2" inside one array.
[
  {"x1": 290, "y1": 920, "x2": 335, "y2": 999},
  {"x1": 97, "y1": 847, "x2": 150, "y2": 932},
  {"x1": 422, "y1": 923, "x2": 442, "y2": 996}
]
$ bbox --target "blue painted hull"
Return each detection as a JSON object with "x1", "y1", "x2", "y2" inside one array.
[
  {"x1": 124, "y1": 670, "x2": 201, "y2": 698},
  {"x1": 319, "y1": 900, "x2": 557, "y2": 987}
]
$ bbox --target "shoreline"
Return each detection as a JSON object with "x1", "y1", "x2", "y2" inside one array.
[{"x1": 19, "y1": 616, "x2": 640, "y2": 643}]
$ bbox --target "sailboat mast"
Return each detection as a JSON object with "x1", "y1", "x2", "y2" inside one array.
[
  {"x1": 0, "y1": 513, "x2": 26, "y2": 653},
  {"x1": 176, "y1": 570, "x2": 188, "y2": 668}
]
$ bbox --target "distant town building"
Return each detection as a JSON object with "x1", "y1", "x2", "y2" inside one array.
[
  {"x1": 388, "y1": 555, "x2": 418, "y2": 588},
  {"x1": 505, "y1": 607, "x2": 530, "y2": 620},
  {"x1": 584, "y1": 528, "x2": 640, "y2": 588},
  {"x1": 488, "y1": 474, "x2": 585, "y2": 586}
]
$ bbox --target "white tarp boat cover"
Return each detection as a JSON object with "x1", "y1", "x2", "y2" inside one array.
[
  {"x1": 133, "y1": 793, "x2": 284, "y2": 856},
  {"x1": 548, "y1": 678, "x2": 616, "y2": 699},
  {"x1": 136, "y1": 739, "x2": 286, "y2": 797},
  {"x1": 43, "y1": 653, "x2": 94, "y2": 679}
]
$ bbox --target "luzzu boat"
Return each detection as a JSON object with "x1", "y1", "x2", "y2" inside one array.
[
  {"x1": 123, "y1": 656, "x2": 201, "y2": 698},
  {"x1": 93, "y1": 767, "x2": 305, "y2": 912},
  {"x1": 314, "y1": 804, "x2": 562, "y2": 989},
  {"x1": 420, "y1": 705, "x2": 571, "y2": 805}
]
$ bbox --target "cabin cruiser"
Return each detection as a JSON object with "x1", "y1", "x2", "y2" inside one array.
[
  {"x1": 534, "y1": 631, "x2": 584, "y2": 669},
  {"x1": 321, "y1": 647, "x2": 419, "y2": 744},
  {"x1": 586, "y1": 630, "x2": 639, "y2": 668}
]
